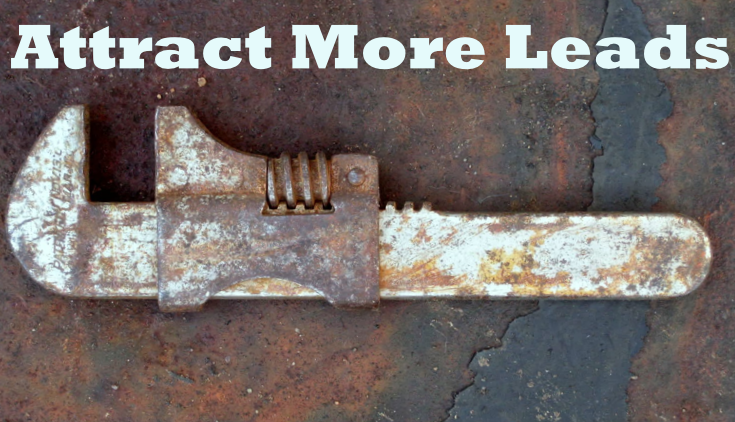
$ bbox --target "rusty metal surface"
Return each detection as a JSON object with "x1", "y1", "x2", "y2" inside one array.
[
  {"x1": 155, "y1": 106, "x2": 380, "y2": 311},
  {"x1": 626, "y1": 1, "x2": 735, "y2": 420},
  {"x1": 0, "y1": 0, "x2": 611, "y2": 420},
  {"x1": 5, "y1": 106, "x2": 159, "y2": 298},
  {"x1": 379, "y1": 209, "x2": 710, "y2": 299}
]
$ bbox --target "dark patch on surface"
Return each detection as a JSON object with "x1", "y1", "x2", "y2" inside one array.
[
  {"x1": 449, "y1": 0, "x2": 671, "y2": 420},
  {"x1": 166, "y1": 369, "x2": 195, "y2": 384},
  {"x1": 589, "y1": 0, "x2": 671, "y2": 212},
  {"x1": 447, "y1": 301, "x2": 649, "y2": 421}
]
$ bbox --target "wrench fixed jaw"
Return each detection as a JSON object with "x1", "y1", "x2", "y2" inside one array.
[{"x1": 6, "y1": 106, "x2": 159, "y2": 298}]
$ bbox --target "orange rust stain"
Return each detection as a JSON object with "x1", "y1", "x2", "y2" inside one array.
[
  {"x1": 413, "y1": 227, "x2": 433, "y2": 244},
  {"x1": 478, "y1": 247, "x2": 540, "y2": 285},
  {"x1": 380, "y1": 257, "x2": 458, "y2": 292},
  {"x1": 380, "y1": 241, "x2": 394, "y2": 254},
  {"x1": 473, "y1": 231, "x2": 577, "y2": 297},
  {"x1": 594, "y1": 230, "x2": 709, "y2": 296}
]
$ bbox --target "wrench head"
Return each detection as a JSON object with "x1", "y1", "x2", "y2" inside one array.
[{"x1": 6, "y1": 106, "x2": 380, "y2": 311}]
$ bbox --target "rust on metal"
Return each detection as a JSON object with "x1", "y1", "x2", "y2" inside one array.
[
  {"x1": 379, "y1": 205, "x2": 711, "y2": 299},
  {"x1": 5, "y1": 105, "x2": 712, "y2": 312},
  {"x1": 155, "y1": 107, "x2": 380, "y2": 311},
  {"x1": 266, "y1": 151, "x2": 332, "y2": 210},
  {"x1": 5, "y1": 106, "x2": 159, "y2": 299}
]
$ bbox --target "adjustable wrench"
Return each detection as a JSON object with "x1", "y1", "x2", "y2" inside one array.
[{"x1": 6, "y1": 106, "x2": 711, "y2": 311}]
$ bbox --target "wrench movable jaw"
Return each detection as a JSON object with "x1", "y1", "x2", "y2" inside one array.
[{"x1": 154, "y1": 108, "x2": 380, "y2": 312}]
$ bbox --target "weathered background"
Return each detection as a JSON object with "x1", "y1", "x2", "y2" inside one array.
[{"x1": 0, "y1": 0, "x2": 732, "y2": 420}]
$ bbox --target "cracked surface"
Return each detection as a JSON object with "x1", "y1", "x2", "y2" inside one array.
[
  {"x1": 447, "y1": 301, "x2": 648, "y2": 421},
  {"x1": 589, "y1": 0, "x2": 671, "y2": 212}
]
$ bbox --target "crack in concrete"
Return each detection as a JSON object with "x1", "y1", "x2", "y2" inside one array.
[
  {"x1": 445, "y1": 301, "x2": 649, "y2": 421},
  {"x1": 441, "y1": 303, "x2": 540, "y2": 422}
]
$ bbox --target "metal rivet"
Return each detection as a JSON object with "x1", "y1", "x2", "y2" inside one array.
[{"x1": 347, "y1": 168, "x2": 366, "y2": 186}]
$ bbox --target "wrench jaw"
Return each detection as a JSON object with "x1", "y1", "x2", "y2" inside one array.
[
  {"x1": 6, "y1": 106, "x2": 88, "y2": 296},
  {"x1": 6, "y1": 105, "x2": 381, "y2": 311},
  {"x1": 5, "y1": 106, "x2": 159, "y2": 298}
]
